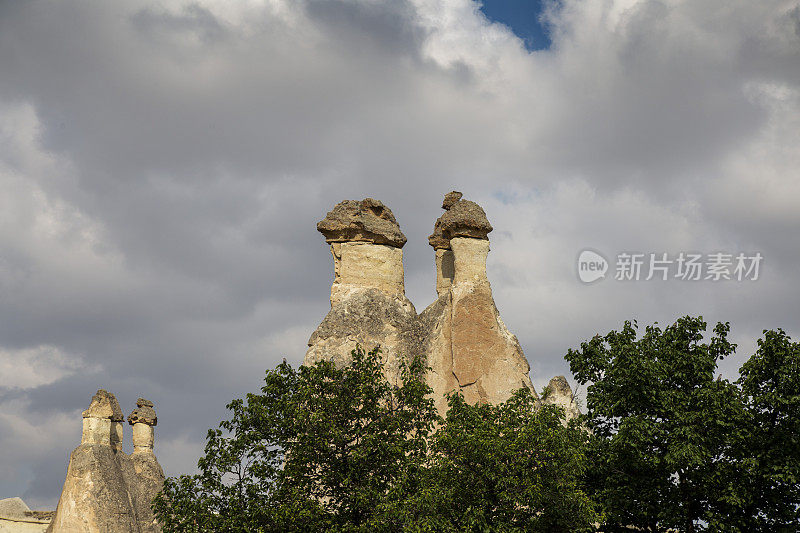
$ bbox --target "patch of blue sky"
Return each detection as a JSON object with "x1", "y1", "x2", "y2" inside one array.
[
  {"x1": 479, "y1": 0, "x2": 552, "y2": 51},
  {"x1": 492, "y1": 187, "x2": 544, "y2": 205}
]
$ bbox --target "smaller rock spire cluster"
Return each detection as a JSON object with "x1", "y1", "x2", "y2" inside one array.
[{"x1": 48, "y1": 390, "x2": 164, "y2": 533}]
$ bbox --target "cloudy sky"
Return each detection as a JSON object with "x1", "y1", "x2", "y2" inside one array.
[{"x1": 1, "y1": 0, "x2": 799, "y2": 508}]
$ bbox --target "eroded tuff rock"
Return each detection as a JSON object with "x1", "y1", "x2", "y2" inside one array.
[
  {"x1": 48, "y1": 392, "x2": 164, "y2": 533},
  {"x1": 318, "y1": 198, "x2": 407, "y2": 248},
  {"x1": 306, "y1": 287, "x2": 423, "y2": 386},
  {"x1": 308, "y1": 194, "x2": 538, "y2": 417},
  {"x1": 422, "y1": 231, "x2": 536, "y2": 413},
  {"x1": 542, "y1": 376, "x2": 581, "y2": 421},
  {"x1": 0, "y1": 497, "x2": 52, "y2": 532},
  {"x1": 82, "y1": 389, "x2": 124, "y2": 421},
  {"x1": 441, "y1": 191, "x2": 463, "y2": 209},
  {"x1": 307, "y1": 199, "x2": 418, "y2": 386},
  {"x1": 423, "y1": 193, "x2": 534, "y2": 413},
  {"x1": 123, "y1": 399, "x2": 164, "y2": 533}
]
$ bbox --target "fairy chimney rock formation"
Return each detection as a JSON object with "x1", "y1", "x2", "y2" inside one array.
[
  {"x1": 48, "y1": 391, "x2": 165, "y2": 533},
  {"x1": 128, "y1": 398, "x2": 157, "y2": 453},
  {"x1": 306, "y1": 198, "x2": 421, "y2": 385},
  {"x1": 307, "y1": 193, "x2": 539, "y2": 417},
  {"x1": 422, "y1": 193, "x2": 535, "y2": 414},
  {"x1": 124, "y1": 399, "x2": 165, "y2": 533}
]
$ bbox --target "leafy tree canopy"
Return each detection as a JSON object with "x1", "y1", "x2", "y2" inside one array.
[
  {"x1": 566, "y1": 316, "x2": 800, "y2": 532},
  {"x1": 154, "y1": 346, "x2": 595, "y2": 532},
  {"x1": 390, "y1": 390, "x2": 597, "y2": 532}
]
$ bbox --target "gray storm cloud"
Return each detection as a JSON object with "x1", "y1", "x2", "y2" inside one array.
[{"x1": 0, "y1": 0, "x2": 798, "y2": 508}]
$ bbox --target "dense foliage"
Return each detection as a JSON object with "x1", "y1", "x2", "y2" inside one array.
[
  {"x1": 566, "y1": 316, "x2": 800, "y2": 532},
  {"x1": 154, "y1": 346, "x2": 595, "y2": 532},
  {"x1": 389, "y1": 391, "x2": 597, "y2": 532},
  {"x1": 734, "y1": 328, "x2": 800, "y2": 531},
  {"x1": 155, "y1": 319, "x2": 799, "y2": 532}
]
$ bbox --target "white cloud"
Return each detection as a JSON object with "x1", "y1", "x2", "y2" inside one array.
[{"x1": 0, "y1": 345, "x2": 94, "y2": 390}]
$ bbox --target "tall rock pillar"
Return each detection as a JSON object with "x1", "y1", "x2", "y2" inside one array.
[
  {"x1": 123, "y1": 399, "x2": 165, "y2": 533},
  {"x1": 421, "y1": 192, "x2": 536, "y2": 414},
  {"x1": 305, "y1": 198, "x2": 422, "y2": 385}
]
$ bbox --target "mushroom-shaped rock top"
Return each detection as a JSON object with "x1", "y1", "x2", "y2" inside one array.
[
  {"x1": 82, "y1": 389, "x2": 124, "y2": 421},
  {"x1": 317, "y1": 198, "x2": 407, "y2": 248},
  {"x1": 429, "y1": 192, "x2": 493, "y2": 248},
  {"x1": 127, "y1": 398, "x2": 157, "y2": 426}
]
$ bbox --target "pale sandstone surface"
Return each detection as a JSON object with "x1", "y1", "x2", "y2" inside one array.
[
  {"x1": 542, "y1": 375, "x2": 581, "y2": 421},
  {"x1": 418, "y1": 293, "x2": 458, "y2": 416},
  {"x1": 423, "y1": 236, "x2": 537, "y2": 408},
  {"x1": 0, "y1": 498, "x2": 51, "y2": 533},
  {"x1": 119, "y1": 452, "x2": 163, "y2": 533},
  {"x1": 331, "y1": 242, "x2": 405, "y2": 303},
  {"x1": 450, "y1": 237, "x2": 490, "y2": 285},
  {"x1": 0, "y1": 500, "x2": 30, "y2": 519},
  {"x1": 306, "y1": 286, "x2": 423, "y2": 387},
  {"x1": 81, "y1": 389, "x2": 124, "y2": 422},
  {"x1": 47, "y1": 443, "x2": 139, "y2": 532},
  {"x1": 0, "y1": 518, "x2": 50, "y2": 533}
]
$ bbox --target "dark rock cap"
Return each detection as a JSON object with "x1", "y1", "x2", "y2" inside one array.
[
  {"x1": 318, "y1": 198, "x2": 407, "y2": 248},
  {"x1": 128, "y1": 398, "x2": 157, "y2": 426},
  {"x1": 441, "y1": 191, "x2": 463, "y2": 209},
  {"x1": 429, "y1": 192, "x2": 492, "y2": 248},
  {"x1": 428, "y1": 219, "x2": 449, "y2": 249},
  {"x1": 82, "y1": 389, "x2": 124, "y2": 421}
]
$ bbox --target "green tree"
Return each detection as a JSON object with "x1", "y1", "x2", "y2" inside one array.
[
  {"x1": 567, "y1": 317, "x2": 800, "y2": 532},
  {"x1": 387, "y1": 389, "x2": 598, "y2": 532},
  {"x1": 733, "y1": 328, "x2": 800, "y2": 531},
  {"x1": 566, "y1": 316, "x2": 745, "y2": 532},
  {"x1": 153, "y1": 346, "x2": 438, "y2": 532}
]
